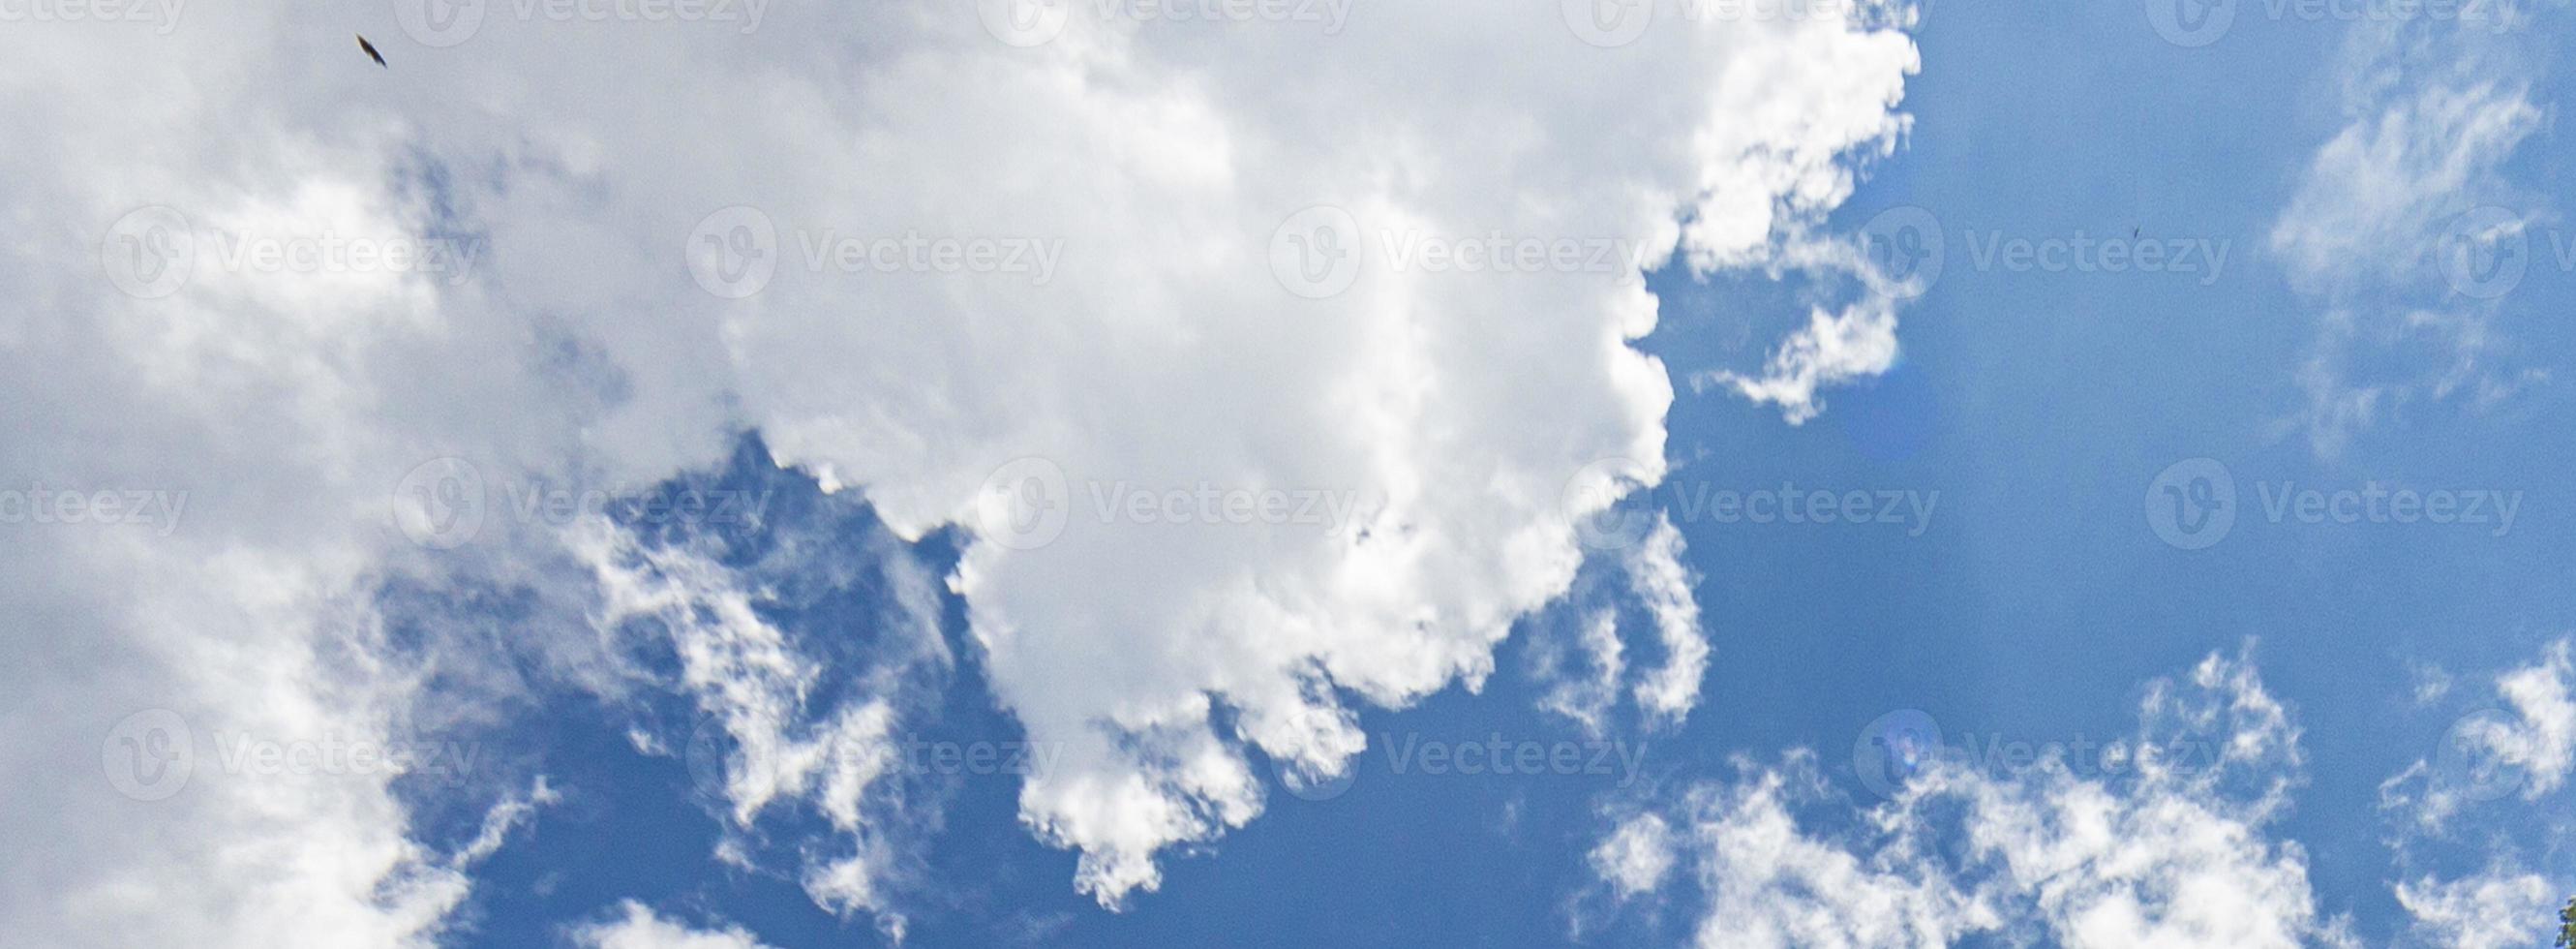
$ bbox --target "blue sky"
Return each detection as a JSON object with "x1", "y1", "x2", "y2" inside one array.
[
  {"x1": 11, "y1": 0, "x2": 2576, "y2": 947},
  {"x1": 418, "y1": 6, "x2": 2576, "y2": 943}
]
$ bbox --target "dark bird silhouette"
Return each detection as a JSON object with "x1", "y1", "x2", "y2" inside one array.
[
  {"x1": 357, "y1": 34, "x2": 386, "y2": 68},
  {"x1": 2131, "y1": 226, "x2": 2140, "y2": 239}
]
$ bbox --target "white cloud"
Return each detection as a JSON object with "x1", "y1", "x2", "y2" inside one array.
[
  {"x1": 2381, "y1": 637, "x2": 2576, "y2": 833},
  {"x1": 1532, "y1": 514, "x2": 1712, "y2": 737},
  {"x1": 0, "y1": 0, "x2": 1922, "y2": 936},
  {"x1": 1592, "y1": 648, "x2": 2342, "y2": 949},
  {"x1": 1591, "y1": 812, "x2": 1677, "y2": 901},
  {"x1": 1696, "y1": 298, "x2": 1901, "y2": 425},
  {"x1": 2394, "y1": 867, "x2": 2561, "y2": 949},
  {"x1": 1626, "y1": 517, "x2": 1712, "y2": 727},
  {"x1": 1539, "y1": 609, "x2": 1629, "y2": 737},
  {"x1": 2265, "y1": 15, "x2": 2554, "y2": 454},
  {"x1": 574, "y1": 902, "x2": 775, "y2": 949}
]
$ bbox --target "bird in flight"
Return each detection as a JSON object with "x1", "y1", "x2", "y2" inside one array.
[{"x1": 357, "y1": 34, "x2": 387, "y2": 68}]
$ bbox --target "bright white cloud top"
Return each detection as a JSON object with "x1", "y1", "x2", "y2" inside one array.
[{"x1": 0, "y1": 1, "x2": 1923, "y2": 943}]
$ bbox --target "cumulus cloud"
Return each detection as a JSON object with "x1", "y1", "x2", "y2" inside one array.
[
  {"x1": 1532, "y1": 514, "x2": 1712, "y2": 737},
  {"x1": 1696, "y1": 297, "x2": 1902, "y2": 425},
  {"x1": 1591, "y1": 812, "x2": 1678, "y2": 901},
  {"x1": 2394, "y1": 867, "x2": 2561, "y2": 949},
  {"x1": 2381, "y1": 637, "x2": 2576, "y2": 833},
  {"x1": 0, "y1": 0, "x2": 1921, "y2": 938},
  {"x1": 1590, "y1": 647, "x2": 2343, "y2": 948},
  {"x1": 2377, "y1": 638, "x2": 2574, "y2": 947},
  {"x1": 573, "y1": 902, "x2": 775, "y2": 949}
]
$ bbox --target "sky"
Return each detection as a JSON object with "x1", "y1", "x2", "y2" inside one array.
[{"x1": 6, "y1": 0, "x2": 2576, "y2": 946}]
